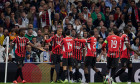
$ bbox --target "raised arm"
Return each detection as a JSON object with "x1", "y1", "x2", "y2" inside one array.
[
  {"x1": 44, "y1": 36, "x2": 54, "y2": 43},
  {"x1": 28, "y1": 42, "x2": 46, "y2": 51},
  {"x1": 52, "y1": 44, "x2": 61, "y2": 52},
  {"x1": 125, "y1": 43, "x2": 140, "y2": 56},
  {"x1": 75, "y1": 38, "x2": 87, "y2": 43}
]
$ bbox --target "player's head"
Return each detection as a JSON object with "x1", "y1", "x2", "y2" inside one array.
[
  {"x1": 113, "y1": 28, "x2": 119, "y2": 35},
  {"x1": 123, "y1": 26, "x2": 130, "y2": 34},
  {"x1": 108, "y1": 29, "x2": 113, "y2": 36},
  {"x1": 65, "y1": 30, "x2": 70, "y2": 36},
  {"x1": 57, "y1": 28, "x2": 63, "y2": 36},
  {"x1": 89, "y1": 30, "x2": 94, "y2": 37},
  {"x1": 19, "y1": 28, "x2": 26, "y2": 37}
]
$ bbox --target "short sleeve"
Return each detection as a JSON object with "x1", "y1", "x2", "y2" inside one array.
[
  {"x1": 87, "y1": 38, "x2": 91, "y2": 43},
  {"x1": 12, "y1": 37, "x2": 17, "y2": 44},
  {"x1": 124, "y1": 35, "x2": 128, "y2": 43}
]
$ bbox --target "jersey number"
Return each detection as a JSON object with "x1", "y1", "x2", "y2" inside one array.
[
  {"x1": 111, "y1": 40, "x2": 117, "y2": 48},
  {"x1": 88, "y1": 42, "x2": 96, "y2": 49},
  {"x1": 67, "y1": 42, "x2": 72, "y2": 50}
]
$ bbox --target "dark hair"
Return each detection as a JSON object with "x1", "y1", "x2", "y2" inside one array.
[
  {"x1": 69, "y1": 13, "x2": 73, "y2": 17},
  {"x1": 115, "y1": 6, "x2": 121, "y2": 11},
  {"x1": 89, "y1": 30, "x2": 94, "y2": 36},
  {"x1": 113, "y1": 28, "x2": 119, "y2": 35},
  {"x1": 133, "y1": 37, "x2": 140, "y2": 46},
  {"x1": 65, "y1": 30, "x2": 70, "y2": 35},
  {"x1": 108, "y1": 28, "x2": 113, "y2": 33},
  {"x1": 106, "y1": 6, "x2": 110, "y2": 10},
  {"x1": 18, "y1": 28, "x2": 28, "y2": 34},
  {"x1": 131, "y1": 0, "x2": 135, "y2": 3},
  {"x1": 123, "y1": 26, "x2": 129, "y2": 32}
]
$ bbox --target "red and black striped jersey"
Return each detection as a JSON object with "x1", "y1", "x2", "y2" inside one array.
[
  {"x1": 12, "y1": 36, "x2": 30, "y2": 57},
  {"x1": 75, "y1": 36, "x2": 97, "y2": 57},
  {"x1": 73, "y1": 40, "x2": 85, "y2": 60},
  {"x1": 45, "y1": 34, "x2": 63, "y2": 55},
  {"x1": 60, "y1": 36, "x2": 74, "y2": 58}
]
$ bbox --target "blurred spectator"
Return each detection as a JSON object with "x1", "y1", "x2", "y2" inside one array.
[
  {"x1": 39, "y1": 4, "x2": 51, "y2": 28},
  {"x1": 19, "y1": 11, "x2": 29, "y2": 28},
  {"x1": 132, "y1": 54, "x2": 140, "y2": 63},
  {"x1": 86, "y1": 18, "x2": 94, "y2": 32},
  {"x1": 25, "y1": 28, "x2": 35, "y2": 41},
  {"x1": 97, "y1": 50, "x2": 107, "y2": 62},
  {"x1": 128, "y1": 1, "x2": 140, "y2": 28},
  {"x1": 96, "y1": 37, "x2": 104, "y2": 55},
  {"x1": 0, "y1": 12, "x2": 5, "y2": 24},
  {"x1": 40, "y1": 44, "x2": 51, "y2": 62},
  {"x1": 0, "y1": 26, "x2": 4, "y2": 45},
  {"x1": 27, "y1": 6, "x2": 41, "y2": 30},
  {"x1": 3, "y1": 16, "x2": 14, "y2": 32},
  {"x1": 82, "y1": 6, "x2": 91, "y2": 20},
  {"x1": 99, "y1": 26, "x2": 108, "y2": 39},
  {"x1": 73, "y1": 19, "x2": 82, "y2": 33},
  {"x1": 60, "y1": 5, "x2": 67, "y2": 20},
  {"x1": 25, "y1": 45, "x2": 39, "y2": 62},
  {"x1": 10, "y1": 12, "x2": 17, "y2": 24},
  {"x1": 9, "y1": 29, "x2": 16, "y2": 41},
  {"x1": 91, "y1": 7, "x2": 105, "y2": 22},
  {"x1": 131, "y1": 37, "x2": 140, "y2": 51},
  {"x1": 0, "y1": 45, "x2": 5, "y2": 62},
  {"x1": 3, "y1": 29, "x2": 9, "y2": 46},
  {"x1": 36, "y1": 29, "x2": 43, "y2": 43}
]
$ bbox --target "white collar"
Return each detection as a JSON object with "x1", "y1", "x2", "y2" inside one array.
[{"x1": 56, "y1": 34, "x2": 61, "y2": 37}]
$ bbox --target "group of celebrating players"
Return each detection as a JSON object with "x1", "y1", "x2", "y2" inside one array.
[
  {"x1": 44, "y1": 26, "x2": 140, "y2": 84},
  {"x1": 10, "y1": 26, "x2": 140, "y2": 84}
]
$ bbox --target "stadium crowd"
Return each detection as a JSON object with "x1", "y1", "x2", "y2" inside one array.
[{"x1": 0, "y1": 0, "x2": 140, "y2": 63}]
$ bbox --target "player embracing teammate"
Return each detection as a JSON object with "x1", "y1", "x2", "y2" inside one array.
[
  {"x1": 102, "y1": 27, "x2": 140, "y2": 84},
  {"x1": 110, "y1": 26, "x2": 140, "y2": 84},
  {"x1": 44, "y1": 28, "x2": 64, "y2": 83}
]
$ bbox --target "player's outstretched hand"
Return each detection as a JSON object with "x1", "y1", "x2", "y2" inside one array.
[{"x1": 39, "y1": 48, "x2": 46, "y2": 51}]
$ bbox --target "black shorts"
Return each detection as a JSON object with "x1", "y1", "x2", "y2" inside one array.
[
  {"x1": 51, "y1": 54, "x2": 62, "y2": 65},
  {"x1": 121, "y1": 58, "x2": 132, "y2": 67},
  {"x1": 107, "y1": 57, "x2": 119, "y2": 68},
  {"x1": 62, "y1": 58, "x2": 74, "y2": 66},
  {"x1": 73, "y1": 59, "x2": 81, "y2": 67},
  {"x1": 15, "y1": 54, "x2": 24, "y2": 66},
  {"x1": 85, "y1": 56, "x2": 96, "y2": 67}
]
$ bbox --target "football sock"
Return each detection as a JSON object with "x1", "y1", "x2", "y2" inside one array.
[
  {"x1": 97, "y1": 71, "x2": 103, "y2": 78},
  {"x1": 111, "y1": 68, "x2": 116, "y2": 77},
  {"x1": 19, "y1": 68, "x2": 23, "y2": 80},
  {"x1": 64, "y1": 70, "x2": 68, "y2": 79},
  {"x1": 69, "y1": 71, "x2": 73, "y2": 80},
  {"x1": 58, "y1": 67, "x2": 63, "y2": 80},
  {"x1": 15, "y1": 68, "x2": 20, "y2": 80},
  {"x1": 85, "y1": 74, "x2": 89, "y2": 83},
  {"x1": 50, "y1": 67, "x2": 54, "y2": 81},
  {"x1": 113, "y1": 68, "x2": 125, "y2": 78},
  {"x1": 75, "y1": 68, "x2": 79, "y2": 80},
  {"x1": 128, "y1": 67, "x2": 132, "y2": 82}
]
